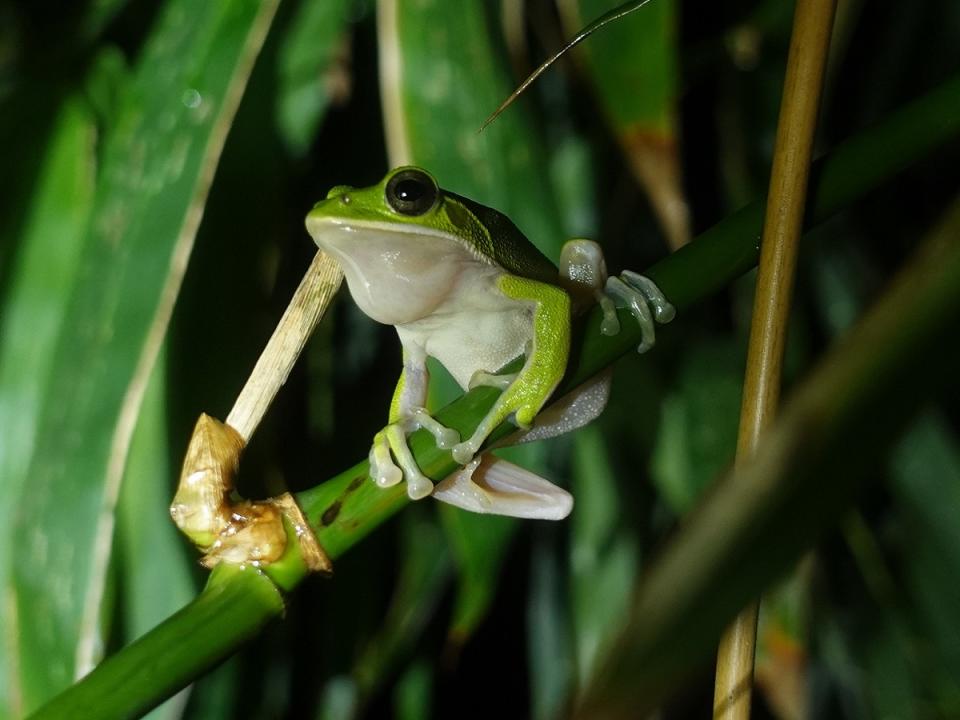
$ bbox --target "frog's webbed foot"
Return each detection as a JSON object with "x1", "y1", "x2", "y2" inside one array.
[
  {"x1": 559, "y1": 239, "x2": 675, "y2": 353},
  {"x1": 601, "y1": 271, "x2": 675, "y2": 353},
  {"x1": 432, "y1": 453, "x2": 573, "y2": 520},
  {"x1": 369, "y1": 407, "x2": 460, "y2": 501}
]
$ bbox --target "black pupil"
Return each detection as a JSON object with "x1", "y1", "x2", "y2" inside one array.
[{"x1": 395, "y1": 178, "x2": 426, "y2": 203}]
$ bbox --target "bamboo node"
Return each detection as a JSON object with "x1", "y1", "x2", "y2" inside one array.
[{"x1": 171, "y1": 413, "x2": 332, "y2": 574}]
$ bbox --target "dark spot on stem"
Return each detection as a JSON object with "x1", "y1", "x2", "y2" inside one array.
[
  {"x1": 321, "y1": 501, "x2": 342, "y2": 526},
  {"x1": 346, "y1": 477, "x2": 363, "y2": 493}
]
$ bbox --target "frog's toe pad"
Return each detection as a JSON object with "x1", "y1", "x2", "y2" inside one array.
[
  {"x1": 407, "y1": 476, "x2": 434, "y2": 500},
  {"x1": 432, "y1": 455, "x2": 572, "y2": 520}
]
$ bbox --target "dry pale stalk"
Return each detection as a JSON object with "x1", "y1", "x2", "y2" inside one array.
[
  {"x1": 170, "y1": 250, "x2": 343, "y2": 573},
  {"x1": 713, "y1": 0, "x2": 837, "y2": 718}
]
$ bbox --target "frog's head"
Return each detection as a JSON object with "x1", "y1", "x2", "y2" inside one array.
[
  {"x1": 305, "y1": 167, "x2": 512, "y2": 325},
  {"x1": 305, "y1": 166, "x2": 499, "y2": 252}
]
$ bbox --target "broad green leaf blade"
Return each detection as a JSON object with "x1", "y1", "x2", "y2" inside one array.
[
  {"x1": 559, "y1": 0, "x2": 689, "y2": 249},
  {"x1": 117, "y1": 350, "x2": 195, "y2": 720},
  {"x1": 0, "y1": 95, "x2": 97, "y2": 720},
  {"x1": 11, "y1": 0, "x2": 279, "y2": 711},
  {"x1": 378, "y1": 0, "x2": 564, "y2": 254},
  {"x1": 275, "y1": 0, "x2": 354, "y2": 157}
]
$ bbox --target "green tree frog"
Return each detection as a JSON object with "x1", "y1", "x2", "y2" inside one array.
[{"x1": 306, "y1": 167, "x2": 673, "y2": 520}]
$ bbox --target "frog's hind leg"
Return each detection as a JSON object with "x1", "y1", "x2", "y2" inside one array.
[
  {"x1": 432, "y1": 454, "x2": 573, "y2": 520},
  {"x1": 510, "y1": 368, "x2": 611, "y2": 445},
  {"x1": 450, "y1": 277, "x2": 571, "y2": 464}
]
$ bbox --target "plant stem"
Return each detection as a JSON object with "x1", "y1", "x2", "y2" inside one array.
[
  {"x1": 227, "y1": 251, "x2": 343, "y2": 442},
  {"x1": 28, "y1": 73, "x2": 960, "y2": 720},
  {"x1": 31, "y1": 565, "x2": 283, "y2": 720},
  {"x1": 714, "y1": 0, "x2": 837, "y2": 716}
]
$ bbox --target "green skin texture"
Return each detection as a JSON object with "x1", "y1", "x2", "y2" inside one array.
[{"x1": 305, "y1": 166, "x2": 624, "y2": 508}]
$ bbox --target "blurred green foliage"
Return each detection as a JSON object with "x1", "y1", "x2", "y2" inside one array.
[{"x1": 1, "y1": 0, "x2": 958, "y2": 718}]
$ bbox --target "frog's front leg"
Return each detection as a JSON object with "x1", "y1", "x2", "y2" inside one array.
[
  {"x1": 451, "y1": 277, "x2": 571, "y2": 464},
  {"x1": 369, "y1": 348, "x2": 459, "y2": 500},
  {"x1": 560, "y1": 239, "x2": 675, "y2": 353}
]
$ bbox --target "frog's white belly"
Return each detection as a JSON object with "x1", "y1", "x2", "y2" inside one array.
[{"x1": 396, "y1": 266, "x2": 534, "y2": 389}]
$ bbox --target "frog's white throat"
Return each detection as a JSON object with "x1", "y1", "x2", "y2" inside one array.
[{"x1": 309, "y1": 220, "x2": 489, "y2": 326}]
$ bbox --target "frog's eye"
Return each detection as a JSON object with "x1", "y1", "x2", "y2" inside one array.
[{"x1": 385, "y1": 168, "x2": 439, "y2": 216}]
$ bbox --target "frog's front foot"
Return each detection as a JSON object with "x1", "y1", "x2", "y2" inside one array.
[
  {"x1": 600, "y1": 271, "x2": 675, "y2": 353},
  {"x1": 369, "y1": 408, "x2": 461, "y2": 501}
]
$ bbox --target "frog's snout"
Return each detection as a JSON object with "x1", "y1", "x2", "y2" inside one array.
[{"x1": 325, "y1": 184, "x2": 354, "y2": 200}]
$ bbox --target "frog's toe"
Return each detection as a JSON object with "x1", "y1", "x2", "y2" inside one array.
[
  {"x1": 408, "y1": 407, "x2": 459, "y2": 450},
  {"x1": 603, "y1": 273, "x2": 674, "y2": 353},
  {"x1": 451, "y1": 440, "x2": 477, "y2": 465},
  {"x1": 369, "y1": 439, "x2": 402, "y2": 487},
  {"x1": 371, "y1": 461, "x2": 403, "y2": 488},
  {"x1": 373, "y1": 466, "x2": 402, "y2": 488},
  {"x1": 621, "y1": 270, "x2": 676, "y2": 323},
  {"x1": 595, "y1": 290, "x2": 621, "y2": 336},
  {"x1": 406, "y1": 475, "x2": 434, "y2": 500}
]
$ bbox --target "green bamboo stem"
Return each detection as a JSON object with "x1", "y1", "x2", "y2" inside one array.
[
  {"x1": 715, "y1": 0, "x2": 836, "y2": 715},
  {"x1": 29, "y1": 73, "x2": 960, "y2": 720},
  {"x1": 31, "y1": 565, "x2": 284, "y2": 720}
]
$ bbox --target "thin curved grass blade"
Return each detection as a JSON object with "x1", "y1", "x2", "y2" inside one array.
[{"x1": 479, "y1": 0, "x2": 657, "y2": 132}]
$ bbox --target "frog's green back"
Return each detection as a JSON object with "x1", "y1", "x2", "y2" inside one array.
[{"x1": 447, "y1": 191, "x2": 559, "y2": 285}]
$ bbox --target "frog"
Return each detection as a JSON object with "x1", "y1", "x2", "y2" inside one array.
[{"x1": 305, "y1": 166, "x2": 674, "y2": 520}]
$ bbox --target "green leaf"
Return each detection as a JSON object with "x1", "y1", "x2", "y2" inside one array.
[
  {"x1": 0, "y1": 94, "x2": 97, "y2": 720},
  {"x1": 274, "y1": 0, "x2": 354, "y2": 156},
  {"x1": 10, "y1": 0, "x2": 279, "y2": 711},
  {"x1": 887, "y1": 413, "x2": 960, "y2": 713},
  {"x1": 439, "y1": 501, "x2": 517, "y2": 644},
  {"x1": 650, "y1": 338, "x2": 742, "y2": 514},
  {"x1": 528, "y1": 532, "x2": 575, "y2": 720},
  {"x1": 379, "y1": 0, "x2": 564, "y2": 256},
  {"x1": 116, "y1": 350, "x2": 196, "y2": 720},
  {"x1": 79, "y1": 0, "x2": 135, "y2": 43},
  {"x1": 560, "y1": 0, "x2": 688, "y2": 247},
  {"x1": 569, "y1": 427, "x2": 639, "y2": 686},
  {"x1": 352, "y1": 511, "x2": 451, "y2": 700},
  {"x1": 393, "y1": 658, "x2": 433, "y2": 720}
]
